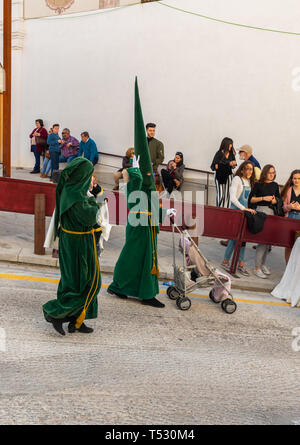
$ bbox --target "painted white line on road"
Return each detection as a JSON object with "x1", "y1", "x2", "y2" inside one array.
[{"x1": 0, "y1": 273, "x2": 291, "y2": 308}]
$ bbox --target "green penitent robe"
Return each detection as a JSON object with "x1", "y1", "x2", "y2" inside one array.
[
  {"x1": 108, "y1": 167, "x2": 161, "y2": 300},
  {"x1": 43, "y1": 158, "x2": 101, "y2": 322}
]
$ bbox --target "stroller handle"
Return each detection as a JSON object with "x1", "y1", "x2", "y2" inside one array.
[{"x1": 169, "y1": 215, "x2": 175, "y2": 225}]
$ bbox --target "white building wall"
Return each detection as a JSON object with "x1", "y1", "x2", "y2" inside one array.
[{"x1": 3, "y1": 0, "x2": 300, "y2": 183}]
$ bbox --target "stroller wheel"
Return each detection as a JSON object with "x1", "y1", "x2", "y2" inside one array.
[
  {"x1": 221, "y1": 299, "x2": 237, "y2": 314},
  {"x1": 167, "y1": 286, "x2": 181, "y2": 300},
  {"x1": 209, "y1": 290, "x2": 220, "y2": 304},
  {"x1": 176, "y1": 297, "x2": 191, "y2": 311}
]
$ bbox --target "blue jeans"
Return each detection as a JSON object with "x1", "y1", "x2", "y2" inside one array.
[
  {"x1": 288, "y1": 211, "x2": 300, "y2": 220},
  {"x1": 41, "y1": 158, "x2": 51, "y2": 175},
  {"x1": 32, "y1": 145, "x2": 41, "y2": 172},
  {"x1": 59, "y1": 155, "x2": 77, "y2": 163},
  {"x1": 224, "y1": 240, "x2": 246, "y2": 263},
  {"x1": 50, "y1": 151, "x2": 60, "y2": 178},
  {"x1": 223, "y1": 186, "x2": 250, "y2": 264}
]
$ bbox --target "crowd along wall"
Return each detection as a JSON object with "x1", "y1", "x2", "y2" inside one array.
[{"x1": 2, "y1": 0, "x2": 300, "y2": 183}]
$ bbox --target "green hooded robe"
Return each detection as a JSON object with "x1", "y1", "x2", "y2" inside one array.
[
  {"x1": 108, "y1": 78, "x2": 162, "y2": 301},
  {"x1": 43, "y1": 158, "x2": 101, "y2": 324}
]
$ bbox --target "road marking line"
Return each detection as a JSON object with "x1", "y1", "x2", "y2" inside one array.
[
  {"x1": 0, "y1": 274, "x2": 291, "y2": 307},
  {"x1": 0, "y1": 274, "x2": 58, "y2": 284}
]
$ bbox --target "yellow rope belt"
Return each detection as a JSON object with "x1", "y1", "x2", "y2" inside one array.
[
  {"x1": 128, "y1": 211, "x2": 159, "y2": 277},
  {"x1": 61, "y1": 226, "x2": 102, "y2": 329}
]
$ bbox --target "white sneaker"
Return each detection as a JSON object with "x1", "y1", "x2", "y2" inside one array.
[
  {"x1": 254, "y1": 268, "x2": 267, "y2": 279},
  {"x1": 261, "y1": 265, "x2": 271, "y2": 275}
]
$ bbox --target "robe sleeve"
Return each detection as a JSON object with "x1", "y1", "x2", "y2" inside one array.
[{"x1": 126, "y1": 168, "x2": 143, "y2": 194}]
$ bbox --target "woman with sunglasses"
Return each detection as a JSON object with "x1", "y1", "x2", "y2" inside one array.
[{"x1": 249, "y1": 164, "x2": 280, "y2": 278}]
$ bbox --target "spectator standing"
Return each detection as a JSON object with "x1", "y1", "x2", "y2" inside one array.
[
  {"x1": 30, "y1": 119, "x2": 48, "y2": 174},
  {"x1": 79, "y1": 132, "x2": 99, "y2": 166},
  {"x1": 249, "y1": 164, "x2": 281, "y2": 278},
  {"x1": 281, "y1": 169, "x2": 300, "y2": 263},
  {"x1": 221, "y1": 161, "x2": 256, "y2": 276},
  {"x1": 211, "y1": 137, "x2": 237, "y2": 207},
  {"x1": 113, "y1": 147, "x2": 134, "y2": 190},
  {"x1": 161, "y1": 152, "x2": 185, "y2": 195},
  {"x1": 238, "y1": 145, "x2": 261, "y2": 180},
  {"x1": 146, "y1": 123, "x2": 164, "y2": 172},
  {"x1": 59, "y1": 128, "x2": 79, "y2": 164},
  {"x1": 47, "y1": 124, "x2": 62, "y2": 182}
]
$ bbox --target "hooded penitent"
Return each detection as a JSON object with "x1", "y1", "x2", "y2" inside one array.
[
  {"x1": 43, "y1": 157, "x2": 101, "y2": 326},
  {"x1": 108, "y1": 78, "x2": 162, "y2": 300}
]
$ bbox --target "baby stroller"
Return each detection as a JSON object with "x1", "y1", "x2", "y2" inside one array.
[{"x1": 167, "y1": 216, "x2": 237, "y2": 314}]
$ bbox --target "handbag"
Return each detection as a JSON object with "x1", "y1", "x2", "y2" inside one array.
[
  {"x1": 271, "y1": 198, "x2": 285, "y2": 217},
  {"x1": 36, "y1": 135, "x2": 47, "y2": 147}
]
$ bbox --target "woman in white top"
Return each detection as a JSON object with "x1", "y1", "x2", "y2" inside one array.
[{"x1": 221, "y1": 161, "x2": 256, "y2": 276}]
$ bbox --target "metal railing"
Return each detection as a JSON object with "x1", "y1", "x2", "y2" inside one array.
[{"x1": 97, "y1": 151, "x2": 215, "y2": 204}]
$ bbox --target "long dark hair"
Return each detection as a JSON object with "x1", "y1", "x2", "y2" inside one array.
[
  {"x1": 281, "y1": 169, "x2": 300, "y2": 199},
  {"x1": 234, "y1": 161, "x2": 256, "y2": 190},
  {"x1": 218, "y1": 137, "x2": 236, "y2": 156},
  {"x1": 259, "y1": 164, "x2": 276, "y2": 184},
  {"x1": 175, "y1": 151, "x2": 184, "y2": 167},
  {"x1": 35, "y1": 119, "x2": 44, "y2": 127}
]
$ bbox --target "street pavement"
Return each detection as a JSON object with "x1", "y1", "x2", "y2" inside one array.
[
  {"x1": 0, "y1": 167, "x2": 299, "y2": 425},
  {"x1": 0, "y1": 263, "x2": 300, "y2": 425}
]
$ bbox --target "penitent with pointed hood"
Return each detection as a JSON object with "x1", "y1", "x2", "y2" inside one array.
[
  {"x1": 108, "y1": 78, "x2": 166, "y2": 308},
  {"x1": 43, "y1": 157, "x2": 101, "y2": 335}
]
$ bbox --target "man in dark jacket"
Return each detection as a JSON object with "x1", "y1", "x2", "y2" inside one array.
[
  {"x1": 146, "y1": 123, "x2": 165, "y2": 193},
  {"x1": 146, "y1": 123, "x2": 164, "y2": 172}
]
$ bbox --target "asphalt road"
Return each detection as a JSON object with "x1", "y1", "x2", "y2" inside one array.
[{"x1": 0, "y1": 263, "x2": 299, "y2": 425}]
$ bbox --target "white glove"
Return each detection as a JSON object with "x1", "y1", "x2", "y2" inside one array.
[
  {"x1": 132, "y1": 155, "x2": 140, "y2": 169},
  {"x1": 167, "y1": 208, "x2": 177, "y2": 218}
]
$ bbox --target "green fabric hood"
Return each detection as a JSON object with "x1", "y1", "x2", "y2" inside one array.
[
  {"x1": 54, "y1": 157, "x2": 94, "y2": 238},
  {"x1": 134, "y1": 77, "x2": 156, "y2": 193}
]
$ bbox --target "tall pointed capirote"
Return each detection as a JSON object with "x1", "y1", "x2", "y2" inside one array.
[{"x1": 134, "y1": 77, "x2": 156, "y2": 192}]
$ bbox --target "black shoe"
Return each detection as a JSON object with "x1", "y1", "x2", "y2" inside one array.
[
  {"x1": 107, "y1": 288, "x2": 128, "y2": 299},
  {"x1": 30, "y1": 170, "x2": 40, "y2": 174},
  {"x1": 142, "y1": 298, "x2": 165, "y2": 308},
  {"x1": 68, "y1": 322, "x2": 94, "y2": 334},
  {"x1": 46, "y1": 315, "x2": 65, "y2": 336},
  {"x1": 220, "y1": 240, "x2": 229, "y2": 247}
]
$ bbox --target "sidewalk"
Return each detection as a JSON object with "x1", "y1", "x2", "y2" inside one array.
[
  {"x1": 0, "y1": 167, "x2": 286, "y2": 293},
  {"x1": 0, "y1": 214, "x2": 286, "y2": 294}
]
